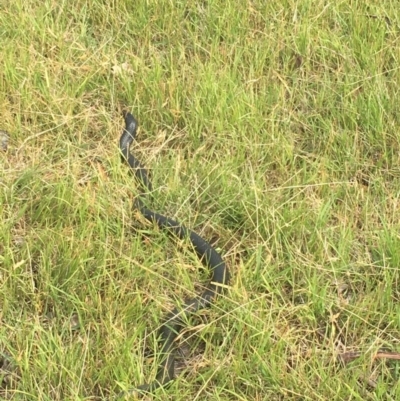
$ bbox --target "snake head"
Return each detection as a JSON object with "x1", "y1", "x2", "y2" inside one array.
[{"x1": 120, "y1": 112, "x2": 138, "y2": 151}]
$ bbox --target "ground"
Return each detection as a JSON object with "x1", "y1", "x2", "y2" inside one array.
[{"x1": 1, "y1": 1, "x2": 400, "y2": 400}]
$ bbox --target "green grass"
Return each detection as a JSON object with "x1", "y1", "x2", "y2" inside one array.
[{"x1": 1, "y1": 1, "x2": 400, "y2": 400}]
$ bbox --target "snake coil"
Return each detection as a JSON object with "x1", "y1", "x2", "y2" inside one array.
[{"x1": 117, "y1": 112, "x2": 229, "y2": 397}]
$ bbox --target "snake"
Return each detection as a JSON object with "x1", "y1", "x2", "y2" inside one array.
[{"x1": 117, "y1": 111, "x2": 229, "y2": 397}]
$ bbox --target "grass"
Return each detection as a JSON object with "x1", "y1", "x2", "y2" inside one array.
[{"x1": 1, "y1": 0, "x2": 400, "y2": 400}]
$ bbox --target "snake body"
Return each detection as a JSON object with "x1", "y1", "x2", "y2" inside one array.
[{"x1": 118, "y1": 112, "x2": 229, "y2": 396}]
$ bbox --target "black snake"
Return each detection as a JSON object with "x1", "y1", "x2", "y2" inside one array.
[{"x1": 117, "y1": 112, "x2": 229, "y2": 397}]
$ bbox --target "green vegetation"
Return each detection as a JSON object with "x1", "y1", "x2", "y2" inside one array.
[{"x1": 1, "y1": 1, "x2": 400, "y2": 400}]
